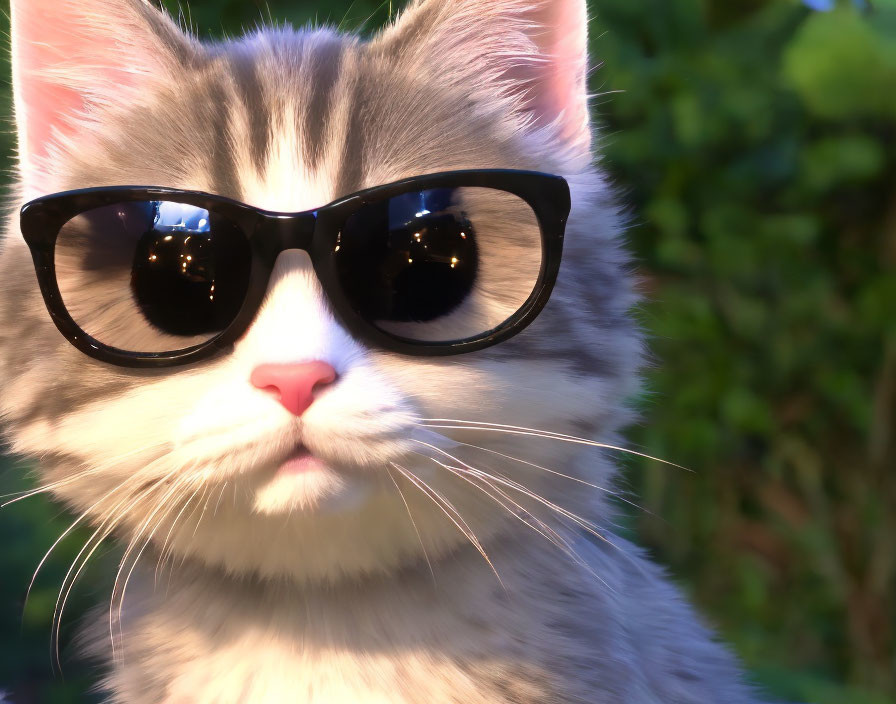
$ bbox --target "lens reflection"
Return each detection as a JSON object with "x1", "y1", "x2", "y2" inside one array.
[
  {"x1": 336, "y1": 187, "x2": 542, "y2": 343},
  {"x1": 55, "y1": 200, "x2": 251, "y2": 353},
  {"x1": 338, "y1": 188, "x2": 479, "y2": 324},
  {"x1": 131, "y1": 201, "x2": 248, "y2": 336}
]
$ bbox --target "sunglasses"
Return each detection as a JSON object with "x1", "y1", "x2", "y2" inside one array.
[{"x1": 20, "y1": 169, "x2": 570, "y2": 368}]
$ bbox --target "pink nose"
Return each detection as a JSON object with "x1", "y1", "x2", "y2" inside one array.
[{"x1": 250, "y1": 361, "x2": 338, "y2": 417}]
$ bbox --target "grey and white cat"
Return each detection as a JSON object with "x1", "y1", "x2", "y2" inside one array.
[{"x1": 0, "y1": 1, "x2": 770, "y2": 702}]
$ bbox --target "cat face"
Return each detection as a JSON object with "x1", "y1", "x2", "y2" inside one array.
[{"x1": 0, "y1": 0, "x2": 640, "y2": 582}]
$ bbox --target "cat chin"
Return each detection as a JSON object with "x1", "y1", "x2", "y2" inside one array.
[{"x1": 252, "y1": 465, "x2": 372, "y2": 515}]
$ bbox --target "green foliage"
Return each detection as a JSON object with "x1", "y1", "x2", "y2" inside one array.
[
  {"x1": 784, "y1": 5, "x2": 896, "y2": 120},
  {"x1": 1, "y1": 1, "x2": 893, "y2": 702},
  {"x1": 594, "y1": 0, "x2": 895, "y2": 700},
  {"x1": 0, "y1": 457, "x2": 105, "y2": 704}
]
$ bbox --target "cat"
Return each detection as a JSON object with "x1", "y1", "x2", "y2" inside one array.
[{"x1": 0, "y1": 0, "x2": 771, "y2": 702}]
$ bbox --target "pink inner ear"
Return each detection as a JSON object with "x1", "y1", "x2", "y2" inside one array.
[
  {"x1": 527, "y1": 0, "x2": 590, "y2": 150},
  {"x1": 11, "y1": 0, "x2": 167, "y2": 189},
  {"x1": 495, "y1": 0, "x2": 590, "y2": 153},
  {"x1": 16, "y1": 22, "x2": 93, "y2": 163}
]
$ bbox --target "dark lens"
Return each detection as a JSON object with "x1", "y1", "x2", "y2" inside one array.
[
  {"x1": 55, "y1": 200, "x2": 251, "y2": 353},
  {"x1": 338, "y1": 189, "x2": 478, "y2": 322},
  {"x1": 130, "y1": 202, "x2": 250, "y2": 335},
  {"x1": 335, "y1": 187, "x2": 542, "y2": 343}
]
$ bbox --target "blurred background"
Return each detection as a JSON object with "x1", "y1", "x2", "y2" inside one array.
[{"x1": 0, "y1": 0, "x2": 893, "y2": 702}]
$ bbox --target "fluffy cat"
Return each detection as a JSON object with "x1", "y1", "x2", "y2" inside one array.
[{"x1": 0, "y1": 0, "x2": 770, "y2": 702}]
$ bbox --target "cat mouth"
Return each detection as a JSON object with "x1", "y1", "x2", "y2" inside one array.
[
  {"x1": 276, "y1": 446, "x2": 328, "y2": 476},
  {"x1": 252, "y1": 443, "x2": 358, "y2": 515}
]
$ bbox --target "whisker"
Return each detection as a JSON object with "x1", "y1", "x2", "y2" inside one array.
[
  {"x1": 191, "y1": 485, "x2": 214, "y2": 540},
  {"x1": 419, "y1": 454, "x2": 615, "y2": 592},
  {"x1": 2, "y1": 440, "x2": 174, "y2": 508},
  {"x1": 51, "y1": 449, "x2": 193, "y2": 659},
  {"x1": 109, "y1": 469, "x2": 196, "y2": 661},
  {"x1": 212, "y1": 481, "x2": 229, "y2": 518},
  {"x1": 2, "y1": 472, "x2": 105, "y2": 508},
  {"x1": 385, "y1": 464, "x2": 435, "y2": 585},
  {"x1": 413, "y1": 440, "x2": 621, "y2": 565},
  {"x1": 472, "y1": 465, "x2": 612, "y2": 545},
  {"x1": 172, "y1": 479, "x2": 217, "y2": 575},
  {"x1": 428, "y1": 455, "x2": 567, "y2": 550},
  {"x1": 391, "y1": 463, "x2": 503, "y2": 588},
  {"x1": 155, "y1": 480, "x2": 213, "y2": 593},
  {"x1": 155, "y1": 483, "x2": 206, "y2": 585},
  {"x1": 426, "y1": 436, "x2": 651, "y2": 515},
  {"x1": 1, "y1": 480, "x2": 68, "y2": 504},
  {"x1": 53, "y1": 525, "x2": 115, "y2": 674},
  {"x1": 115, "y1": 477, "x2": 197, "y2": 658},
  {"x1": 26, "y1": 474, "x2": 136, "y2": 614},
  {"x1": 52, "y1": 470, "x2": 173, "y2": 672},
  {"x1": 418, "y1": 419, "x2": 691, "y2": 472}
]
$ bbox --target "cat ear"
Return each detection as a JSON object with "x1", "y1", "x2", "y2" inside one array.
[
  {"x1": 10, "y1": 0, "x2": 195, "y2": 195},
  {"x1": 378, "y1": 0, "x2": 592, "y2": 156}
]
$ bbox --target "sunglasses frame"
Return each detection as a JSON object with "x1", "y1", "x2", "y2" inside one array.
[{"x1": 20, "y1": 169, "x2": 570, "y2": 368}]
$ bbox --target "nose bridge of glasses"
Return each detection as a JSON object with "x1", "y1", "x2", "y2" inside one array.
[{"x1": 256, "y1": 211, "x2": 317, "y2": 260}]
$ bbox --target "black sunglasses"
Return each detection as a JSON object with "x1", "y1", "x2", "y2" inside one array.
[{"x1": 20, "y1": 169, "x2": 569, "y2": 368}]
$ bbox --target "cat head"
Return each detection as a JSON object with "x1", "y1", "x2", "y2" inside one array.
[{"x1": 0, "y1": 0, "x2": 640, "y2": 582}]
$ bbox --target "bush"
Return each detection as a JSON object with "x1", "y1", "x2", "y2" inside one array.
[{"x1": 595, "y1": 1, "x2": 895, "y2": 700}]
